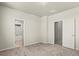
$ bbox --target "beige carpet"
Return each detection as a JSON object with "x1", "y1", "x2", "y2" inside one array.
[{"x1": 0, "y1": 43, "x2": 79, "y2": 56}]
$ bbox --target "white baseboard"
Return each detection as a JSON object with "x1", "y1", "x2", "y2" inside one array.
[
  {"x1": 41, "y1": 41, "x2": 54, "y2": 44},
  {"x1": 24, "y1": 42, "x2": 40, "y2": 46},
  {"x1": 0, "y1": 46, "x2": 15, "y2": 52}
]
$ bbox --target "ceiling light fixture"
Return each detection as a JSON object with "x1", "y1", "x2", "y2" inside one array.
[{"x1": 39, "y1": 2, "x2": 48, "y2": 6}]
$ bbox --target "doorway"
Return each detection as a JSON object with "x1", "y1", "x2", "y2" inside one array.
[
  {"x1": 54, "y1": 21, "x2": 62, "y2": 45},
  {"x1": 15, "y1": 20, "x2": 24, "y2": 48}
]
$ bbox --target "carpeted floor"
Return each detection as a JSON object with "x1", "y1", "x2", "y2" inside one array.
[{"x1": 0, "y1": 43, "x2": 79, "y2": 56}]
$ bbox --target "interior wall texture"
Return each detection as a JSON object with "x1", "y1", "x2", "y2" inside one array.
[
  {"x1": 0, "y1": 5, "x2": 79, "y2": 51},
  {"x1": 0, "y1": 6, "x2": 41, "y2": 51},
  {"x1": 41, "y1": 16, "x2": 48, "y2": 43},
  {"x1": 41, "y1": 7, "x2": 79, "y2": 50}
]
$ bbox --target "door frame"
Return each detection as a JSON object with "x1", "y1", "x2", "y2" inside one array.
[
  {"x1": 53, "y1": 19, "x2": 63, "y2": 45},
  {"x1": 54, "y1": 21, "x2": 62, "y2": 45},
  {"x1": 14, "y1": 19, "x2": 24, "y2": 48}
]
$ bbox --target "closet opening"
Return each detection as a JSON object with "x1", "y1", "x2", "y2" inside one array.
[{"x1": 54, "y1": 21, "x2": 62, "y2": 45}]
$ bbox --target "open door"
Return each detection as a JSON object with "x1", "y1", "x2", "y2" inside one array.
[
  {"x1": 76, "y1": 17, "x2": 79, "y2": 50},
  {"x1": 63, "y1": 18, "x2": 74, "y2": 49},
  {"x1": 15, "y1": 20, "x2": 24, "y2": 48}
]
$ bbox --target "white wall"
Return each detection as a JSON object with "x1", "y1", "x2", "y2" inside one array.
[
  {"x1": 41, "y1": 16, "x2": 48, "y2": 43},
  {"x1": 1, "y1": 5, "x2": 79, "y2": 51},
  {"x1": 0, "y1": 6, "x2": 41, "y2": 51},
  {"x1": 41, "y1": 7, "x2": 79, "y2": 49},
  {"x1": 24, "y1": 14, "x2": 41, "y2": 45}
]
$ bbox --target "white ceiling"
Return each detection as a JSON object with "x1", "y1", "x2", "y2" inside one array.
[{"x1": 0, "y1": 2, "x2": 79, "y2": 16}]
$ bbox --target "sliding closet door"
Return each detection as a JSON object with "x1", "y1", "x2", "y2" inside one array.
[{"x1": 63, "y1": 18, "x2": 74, "y2": 49}]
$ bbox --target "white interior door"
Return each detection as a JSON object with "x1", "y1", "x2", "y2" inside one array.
[
  {"x1": 76, "y1": 17, "x2": 79, "y2": 50},
  {"x1": 63, "y1": 18, "x2": 74, "y2": 49}
]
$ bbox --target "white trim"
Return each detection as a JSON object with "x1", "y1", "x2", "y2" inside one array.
[
  {"x1": 53, "y1": 19, "x2": 62, "y2": 22},
  {"x1": 0, "y1": 47, "x2": 15, "y2": 52},
  {"x1": 24, "y1": 42, "x2": 40, "y2": 46},
  {"x1": 15, "y1": 19, "x2": 25, "y2": 47},
  {"x1": 53, "y1": 20, "x2": 63, "y2": 46}
]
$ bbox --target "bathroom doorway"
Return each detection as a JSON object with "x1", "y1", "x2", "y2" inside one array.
[
  {"x1": 54, "y1": 21, "x2": 62, "y2": 45},
  {"x1": 15, "y1": 19, "x2": 24, "y2": 48}
]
